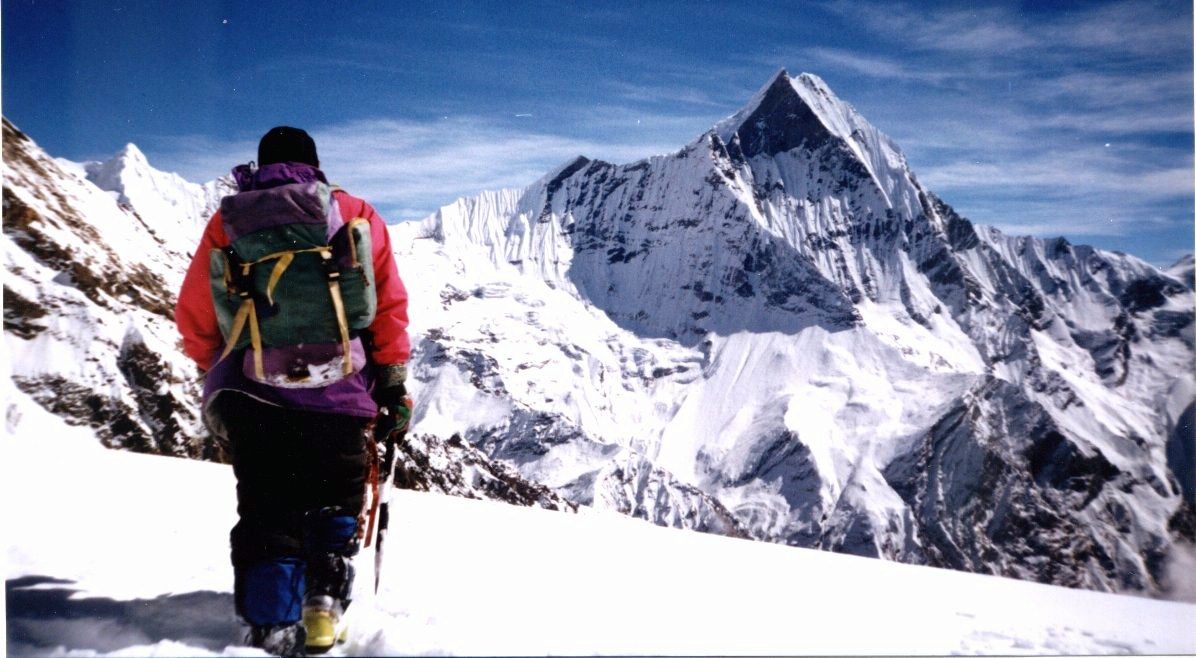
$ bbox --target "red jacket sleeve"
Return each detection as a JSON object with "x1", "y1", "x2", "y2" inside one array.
[
  {"x1": 176, "y1": 211, "x2": 231, "y2": 370},
  {"x1": 336, "y1": 191, "x2": 411, "y2": 365}
]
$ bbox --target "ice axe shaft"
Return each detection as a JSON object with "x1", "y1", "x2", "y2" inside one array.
[
  {"x1": 374, "y1": 500, "x2": 390, "y2": 593},
  {"x1": 368, "y1": 404, "x2": 404, "y2": 593}
]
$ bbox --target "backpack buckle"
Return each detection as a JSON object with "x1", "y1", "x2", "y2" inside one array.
[{"x1": 318, "y1": 249, "x2": 340, "y2": 281}]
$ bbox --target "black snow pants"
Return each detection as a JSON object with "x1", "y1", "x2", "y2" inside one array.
[{"x1": 217, "y1": 392, "x2": 371, "y2": 626}]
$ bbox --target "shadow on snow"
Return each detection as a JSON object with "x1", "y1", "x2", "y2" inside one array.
[{"x1": 6, "y1": 576, "x2": 240, "y2": 654}]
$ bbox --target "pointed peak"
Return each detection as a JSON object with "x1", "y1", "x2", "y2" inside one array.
[
  {"x1": 1165, "y1": 253, "x2": 1195, "y2": 289},
  {"x1": 713, "y1": 70, "x2": 834, "y2": 158},
  {"x1": 83, "y1": 142, "x2": 159, "y2": 194},
  {"x1": 713, "y1": 69, "x2": 809, "y2": 146},
  {"x1": 116, "y1": 142, "x2": 148, "y2": 164}
]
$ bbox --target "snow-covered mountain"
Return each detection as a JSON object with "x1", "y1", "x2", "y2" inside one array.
[
  {"x1": 4, "y1": 119, "x2": 215, "y2": 458},
  {"x1": 4, "y1": 68, "x2": 1194, "y2": 603},
  {"x1": 398, "y1": 69, "x2": 1195, "y2": 597},
  {"x1": 75, "y1": 142, "x2": 230, "y2": 255}
]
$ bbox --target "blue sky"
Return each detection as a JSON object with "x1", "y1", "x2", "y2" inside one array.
[{"x1": 3, "y1": 1, "x2": 1192, "y2": 266}]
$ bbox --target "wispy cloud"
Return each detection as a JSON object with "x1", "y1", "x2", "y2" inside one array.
[
  {"x1": 821, "y1": 2, "x2": 1032, "y2": 53},
  {"x1": 827, "y1": 0, "x2": 1189, "y2": 57},
  {"x1": 314, "y1": 118, "x2": 680, "y2": 220},
  {"x1": 801, "y1": 47, "x2": 950, "y2": 84},
  {"x1": 918, "y1": 137, "x2": 1192, "y2": 239},
  {"x1": 604, "y1": 80, "x2": 728, "y2": 109},
  {"x1": 1060, "y1": 0, "x2": 1192, "y2": 56},
  {"x1": 922, "y1": 155, "x2": 1193, "y2": 200},
  {"x1": 149, "y1": 116, "x2": 684, "y2": 222}
]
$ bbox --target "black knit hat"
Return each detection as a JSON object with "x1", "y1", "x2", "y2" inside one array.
[{"x1": 257, "y1": 126, "x2": 319, "y2": 167}]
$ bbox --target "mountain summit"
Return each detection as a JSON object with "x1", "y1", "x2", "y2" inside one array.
[{"x1": 716, "y1": 69, "x2": 840, "y2": 157}]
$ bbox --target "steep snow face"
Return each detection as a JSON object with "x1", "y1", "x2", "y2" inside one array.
[
  {"x1": 395, "y1": 217, "x2": 751, "y2": 536},
  {"x1": 3, "y1": 119, "x2": 211, "y2": 457},
  {"x1": 408, "y1": 71, "x2": 1195, "y2": 597},
  {"x1": 82, "y1": 143, "x2": 232, "y2": 255}
]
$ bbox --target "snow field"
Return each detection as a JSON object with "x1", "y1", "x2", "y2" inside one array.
[
  {"x1": 6, "y1": 383, "x2": 1194, "y2": 656},
  {"x1": 374, "y1": 489, "x2": 1195, "y2": 656}
]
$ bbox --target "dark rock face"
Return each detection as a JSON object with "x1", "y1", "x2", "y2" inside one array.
[
  {"x1": 1120, "y1": 275, "x2": 1185, "y2": 314},
  {"x1": 1070, "y1": 322, "x2": 1132, "y2": 385},
  {"x1": 544, "y1": 136, "x2": 861, "y2": 347},
  {"x1": 3, "y1": 286, "x2": 47, "y2": 339},
  {"x1": 1167, "y1": 254, "x2": 1194, "y2": 290},
  {"x1": 412, "y1": 326, "x2": 749, "y2": 539},
  {"x1": 117, "y1": 329, "x2": 211, "y2": 460},
  {"x1": 474, "y1": 407, "x2": 598, "y2": 465},
  {"x1": 733, "y1": 71, "x2": 834, "y2": 158},
  {"x1": 885, "y1": 379, "x2": 1170, "y2": 591},
  {"x1": 13, "y1": 374, "x2": 155, "y2": 452},
  {"x1": 392, "y1": 433, "x2": 576, "y2": 512},
  {"x1": 720, "y1": 428, "x2": 824, "y2": 546},
  {"x1": 12, "y1": 364, "x2": 208, "y2": 460},
  {"x1": 1168, "y1": 403, "x2": 1196, "y2": 506},
  {"x1": 580, "y1": 455, "x2": 749, "y2": 538},
  {"x1": 1149, "y1": 310, "x2": 1195, "y2": 344}
]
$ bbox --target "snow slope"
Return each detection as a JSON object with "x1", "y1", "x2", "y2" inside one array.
[{"x1": 6, "y1": 383, "x2": 1195, "y2": 656}]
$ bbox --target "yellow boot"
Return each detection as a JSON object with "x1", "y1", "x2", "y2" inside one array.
[{"x1": 302, "y1": 596, "x2": 345, "y2": 654}]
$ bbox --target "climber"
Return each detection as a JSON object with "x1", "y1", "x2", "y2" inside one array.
[{"x1": 175, "y1": 126, "x2": 412, "y2": 655}]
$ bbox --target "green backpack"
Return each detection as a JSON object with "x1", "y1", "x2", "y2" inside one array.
[{"x1": 209, "y1": 177, "x2": 376, "y2": 387}]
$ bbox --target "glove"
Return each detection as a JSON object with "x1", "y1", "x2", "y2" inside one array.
[{"x1": 374, "y1": 364, "x2": 412, "y2": 440}]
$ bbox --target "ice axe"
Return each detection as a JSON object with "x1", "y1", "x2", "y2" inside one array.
[{"x1": 365, "y1": 397, "x2": 411, "y2": 593}]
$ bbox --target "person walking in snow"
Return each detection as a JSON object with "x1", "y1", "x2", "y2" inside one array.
[{"x1": 176, "y1": 127, "x2": 412, "y2": 656}]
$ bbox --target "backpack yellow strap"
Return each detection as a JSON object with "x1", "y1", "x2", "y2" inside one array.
[
  {"x1": 263, "y1": 252, "x2": 295, "y2": 307},
  {"x1": 246, "y1": 298, "x2": 265, "y2": 379},
  {"x1": 218, "y1": 298, "x2": 253, "y2": 365},
  {"x1": 244, "y1": 245, "x2": 332, "y2": 307},
  {"x1": 216, "y1": 296, "x2": 263, "y2": 378},
  {"x1": 219, "y1": 246, "x2": 348, "y2": 378}
]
